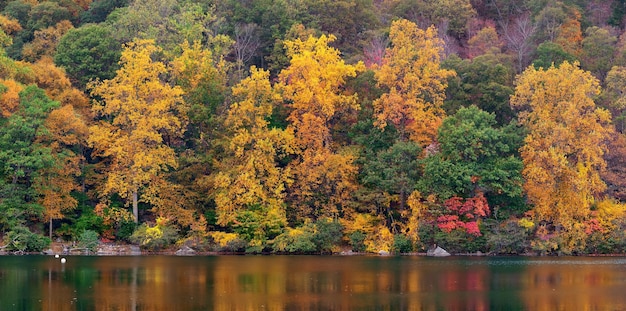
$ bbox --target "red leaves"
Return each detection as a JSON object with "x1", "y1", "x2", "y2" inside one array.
[{"x1": 437, "y1": 193, "x2": 490, "y2": 236}]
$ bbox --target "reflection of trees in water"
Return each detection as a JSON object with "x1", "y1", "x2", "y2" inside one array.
[{"x1": 6, "y1": 257, "x2": 626, "y2": 309}]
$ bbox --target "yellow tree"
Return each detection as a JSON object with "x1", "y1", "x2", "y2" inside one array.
[
  {"x1": 373, "y1": 19, "x2": 454, "y2": 145},
  {"x1": 22, "y1": 20, "x2": 74, "y2": 62},
  {"x1": 89, "y1": 39, "x2": 186, "y2": 223},
  {"x1": 278, "y1": 34, "x2": 364, "y2": 220},
  {"x1": 213, "y1": 67, "x2": 295, "y2": 226},
  {"x1": 36, "y1": 104, "x2": 88, "y2": 238},
  {"x1": 510, "y1": 61, "x2": 613, "y2": 252}
]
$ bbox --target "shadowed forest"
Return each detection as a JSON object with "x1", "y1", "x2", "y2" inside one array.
[{"x1": 2, "y1": 0, "x2": 626, "y2": 255}]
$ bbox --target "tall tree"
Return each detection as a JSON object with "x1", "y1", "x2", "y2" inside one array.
[
  {"x1": 88, "y1": 39, "x2": 186, "y2": 223},
  {"x1": 0, "y1": 85, "x2": 57, "y2": 230},
  {"x1": 278, "y1": 34, "x2": 364, "y2": 221},
  {"x1": 373, "y1": 19, "x2": 454, "y2": 145},
  {"x1": 212, "y1": 67, "x2": 294, "y2": 226},
  {"x1": 36, "y1": 104, "x2": 88, "y2": 238},
  {"x1": 511, "y1": 61, "x2": 613, "y2": 252}
]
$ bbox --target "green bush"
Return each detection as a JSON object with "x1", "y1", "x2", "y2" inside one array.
[
  {"x1": 58, "y1": 209, "x2": 105, "y2": 240},
  {"x1": 484, "y1": 219, "x2": 531, "y2": 255},
  {"x1": 349, "y1": 231, "x2": 367, "y2": 252},
  {"x1": 273, "y1": 225, "x2": 317, "y2": 253},
  {"x1": 272, "y1": 219, "x2": 344, "y2": 254},
  {"x1": 115, "y1": 220, "x2": 137, "y2": 241},
  {"x1": 313, "y1": 219, "x2": 343, "y2": 253},
  {"x1": 4, "y1": 227, "x2": 50, "y2": 252},
  {"x1": 223, "y1": 238, "x2": 248, "y2": 252},
  {"x1": 392, "y1": 234, "x2": 413, "y2": 253},
  {"x1": 78, "y1": 230, "x2": 100, "y2": 253}
]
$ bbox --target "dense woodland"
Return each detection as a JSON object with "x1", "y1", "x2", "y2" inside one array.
[{"x1": 2, "y1": 0, "x2": 626, "y2": 255}]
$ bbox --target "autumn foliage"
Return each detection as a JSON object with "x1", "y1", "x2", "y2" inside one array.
[
  {"x1": 4, "y1": 1, "x2": 626, "y2": 255},
  {"x1": 437, "y1": 194, "x2": 490, "y2": 236}
]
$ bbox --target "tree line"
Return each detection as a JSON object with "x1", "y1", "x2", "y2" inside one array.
[{"x1": 2, "y1": 0, "x2": 626, "y2": 255}]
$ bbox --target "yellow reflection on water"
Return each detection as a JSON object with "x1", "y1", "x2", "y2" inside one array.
[{"x1": 4, "y1": 256, "x2": 626, "y2": 310}]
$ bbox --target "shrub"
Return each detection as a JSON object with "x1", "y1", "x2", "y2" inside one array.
[
  {"x1": 313, "y1": 218, "x2": 343, "y2": 253},
  {"x1": 484, "y1": 219, "x2": 531, "y2": 254},
  {"x1": 78, "y1": 230, "x2": 99, "y2": 253},
  {"x1": 4, "y1": 226, "x2": 50, "y2": 252},
  {"x1": 273, "y1": 225, "x2": 316, "y2": 253},
  {"x1": 392, "y1": 234, "x2": 413, "y2": 253},
  {"x1": 129, "y1": 219, "x2": 178, "y2": 250},
  {"x1": 349, "y1": 231, "x2": 367, "y2": 252}
]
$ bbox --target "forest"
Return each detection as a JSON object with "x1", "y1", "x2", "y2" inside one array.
[{"x1": 2, "y1": 0, "x2": 626, "y2": 255}]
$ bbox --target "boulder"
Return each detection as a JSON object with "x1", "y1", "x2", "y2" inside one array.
[
  {"x1": 427, "y1": 246, "x2": 450, "y2": 257},
  {"x1": 176, "y1": 246, "x2": 196, "y2": 256}
]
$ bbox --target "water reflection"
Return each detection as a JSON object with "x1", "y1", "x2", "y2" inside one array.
[{"x1": 1, "y1": 256, "x2": 626, "y2": 310}]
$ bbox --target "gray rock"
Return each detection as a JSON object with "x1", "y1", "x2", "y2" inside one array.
[
  {"x1": 129, "y1": 245, "x2": 142, "y2": 256},
  {"x1": 378, "y1": 250, "x2": 390, "y2": 256},
  {"x1": 176, "y1": 246, "x2": 196, "y2": 256},
  {"x1": 427, "y1": 246, "x2": 451, "y2": 257}
]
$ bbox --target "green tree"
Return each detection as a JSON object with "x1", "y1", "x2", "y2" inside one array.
[
  {"x1": 532, "y1": 41, "x2": 577, "y2": 70},
  {"x1": 443, "y1": 53, "x2": 516, "y2": 125},
  {"x1": 0, "y1": 85, "x2": 58, "y2": 231},
  {"x1": 581, "y1": 26, "x2": 617, "y2": 80},
  {"x1": 361, "y1": 140, "x2": 421, "y2": 228},
  {"x1": 54, "y1": 24, "x2": 121, "y2": 89},
  {"x1": 80, "y1": 0, "x2": 129, "y2": 23},
  {"x1": 418, "y1": 106, "x2": 524, "y2": 215}
]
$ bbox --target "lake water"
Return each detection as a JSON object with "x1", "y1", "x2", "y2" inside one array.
[{"x1": 1, "y1": 255, "x2": 626, "y2": 310}]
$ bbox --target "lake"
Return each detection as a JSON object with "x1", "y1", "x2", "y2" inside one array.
[{"x1": 1, "y1": 255, "x2": 626, "y2": 310}]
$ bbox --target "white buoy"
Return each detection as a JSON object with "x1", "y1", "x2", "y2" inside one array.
[
  {"x1": 55, "y1": 254, "x2": 59, "y2": 258},
  {"x1": 60, "y1": 258, "x2": 66, "y2": 264}
]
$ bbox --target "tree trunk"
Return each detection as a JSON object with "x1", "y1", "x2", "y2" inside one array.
[
  {"x1": 132, "y1": 190, "x2": 138, "y2": 223},
  {"x1": 49, "y1": 218, "x2": 53, "y2": 240}
]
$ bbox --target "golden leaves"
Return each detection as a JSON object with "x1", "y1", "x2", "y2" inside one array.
[
  {"x1": 511, "y1": 61, "x2": 613, "y2": 228},
  {"x1": 0, "y1": 79, "x2": 22, "y2": 117},
  {"x1": 88, "y1": 39, "x2": 187, "y2": 221},
  {"x1": 22, "y1": 20, "x2": 74, "y2": 62},
  {"x1": 213, "y1": 67, "x2": 294, "y2": 225},
  {"x1": 373, "y1": 19, "x2": 454, "y2": 145}
]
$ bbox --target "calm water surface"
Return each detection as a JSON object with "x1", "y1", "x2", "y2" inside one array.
[{"x1": 1, "y1": 255, "x2": 626, "y2": 310}]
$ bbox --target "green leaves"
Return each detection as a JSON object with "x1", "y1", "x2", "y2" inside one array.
[{"x1": 419, "y1": 106, "x2": 524, "y2": 205}]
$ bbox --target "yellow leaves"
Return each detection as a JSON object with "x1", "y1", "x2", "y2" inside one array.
[
  {"x1": 276, "y1": 34, "x2": 364, "y2": 220},
  {"x1": 22, "y1": 20, "x2": 74, "y2": 62},
  {"x1": 511, "y1": 61, "x2": 613, "y2": 229},
  {"x1": 373, "y1": 19, "x2": 454, "y2": 145},
  {"x1": 289, "y1": 149, "x2": 359, "y2": 219},
  {"x1": 0, "y1": 15, "x2": 22, "y2": 36},
  {"x1": 279, "y1": 34, "x2": 364, "y2": 148},
  {"x1": 142, "y1": 177, "x2": 195, "y2": 227},
  {"x1": 45, "y1": 104, "x2": 88, "y2": 148},
  {"x1": 404, "y1": 190, "x2": 426, "y2": 243},
  {"x1": 209, "y1": 231, "x2": 240, "y2": 248},
  {"x1": 88, "y1": 39, "x2": 187, "y2": 221},
  {"x1": 0, "y1": 79, "x2": 22, "y2": 117},
  {"x1": 213, "y1": 66, "x2": 293, "y2": 225},
  {"x1": 365, "y1": 225, "x2": 394, "y2": 253},
  {"x1": 29, "y1": 56, "x2": 73, "y2": 100},
  {"x1": 171, "y1": 40, "x2": 230, "y2": 95},
  {"x1": 593, "y1": 199, "x2": 626, "y2": 233}
]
